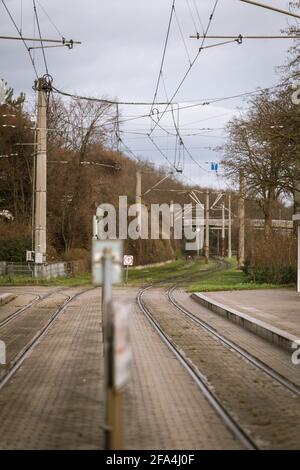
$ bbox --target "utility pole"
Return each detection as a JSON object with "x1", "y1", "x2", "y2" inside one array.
[
  {"x1": 136, "y1": 170, "x2": 142, "y2": 235},
  {"x1": 228, "y1": 193, "x2": 232, "y2": 259},
  {"x1": 34, "y1": 76, "x2": 51, "y2": 264},
  {"x1": 238, "y1": 170, "x2": 246, "y2": 268},
  {"x1": 205, "y1": 190, "x2": 210, "y2": 263},
  {"x1": 221, "y1": 202, "x2": 225, "y2": 257}
]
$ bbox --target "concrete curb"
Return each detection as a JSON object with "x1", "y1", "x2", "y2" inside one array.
[
  {"x1": 0, "y1": 293, "x2": 16, "y2": 306},
  {"x1": 191, "y1": 292, "x2": 299, "y2": 352}
]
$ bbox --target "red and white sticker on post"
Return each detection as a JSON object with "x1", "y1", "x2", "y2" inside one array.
[
  {"x1": 113, "y1": 302, "x2": 131, "y2": 391},
  {"x1": 123, "y1": 255, "x2": 134, "y2": 267}
]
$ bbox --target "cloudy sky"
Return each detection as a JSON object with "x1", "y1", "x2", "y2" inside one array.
[{"x1": 0, "y1": 0, "x2": 297, "y2": 188}]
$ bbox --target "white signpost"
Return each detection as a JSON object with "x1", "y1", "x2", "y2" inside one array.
[
  {"x1": 113, "y1": 302, "x2": 131, "y2": 391},
  {"x1": 92, "y1": 240, "x2": 123, "y2": 286},
  {"x1": 123, "y1": 255, "x2": 134, "y2": 285},
  {"x1": 92, "y1": 239, "x2": 132, "y2": 450}
]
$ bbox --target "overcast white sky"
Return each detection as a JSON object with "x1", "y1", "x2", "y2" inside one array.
[{"x1": 0, "y1": 0, "x2": 297, "y2": 188}]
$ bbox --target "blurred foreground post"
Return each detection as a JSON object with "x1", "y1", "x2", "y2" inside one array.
[{"x1": 92, "y1": 240, "x2": 131, "y2": 449}]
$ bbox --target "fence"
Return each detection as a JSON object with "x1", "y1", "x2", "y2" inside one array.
[{"x1": 0, "y1": 261, "x2": 85, "y2": 280}]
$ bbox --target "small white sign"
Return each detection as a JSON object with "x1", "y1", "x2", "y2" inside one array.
[
  {"x1": 26, "y1": 251, "x2": 34, "y2": 262},
  {"x1": 123, "y1": 255, "x2": 134, "y2": 267},
  {"x1": 35, "y1": 253, "x2": 43, "y2": 265},
  {"x1": 113, "y1": 302, "x2": 131, "y2": 391},
  {"x1": 92, "y1": 240, "x2": 123, "y2": 286}
]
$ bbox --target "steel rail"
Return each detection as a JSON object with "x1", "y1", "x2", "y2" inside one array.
[
  {"x1": 137, "y1": 286, "x2": 257, "y2": 450},
  {"x1": 0, "y1": 289, "x2": 70, "y2": 329},
  {"x1": 0, "y1": 288, "x2": 95, "y2": 391},
  {"x1": 167, "y1": 287, "x2": 300, "y2": 397}
]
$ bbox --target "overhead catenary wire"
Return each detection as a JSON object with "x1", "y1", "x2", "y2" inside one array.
[
  {"x1": 174, "y1": 6, "x2": 192, "y2": 66},
  {"x1": 36, "y1": 0, "x2": 63, "y2": 38},
  {"x1": 52, "y1": 79, "x2": 285, "y2": 124},
  {"x1": 52, "y1": 85, "x2": 170, "y2": 106},
  {"x1": 192, "y1": 0, "x2": 205, "y2": 34},
  {"x1": 149, "y1": 0, "x2": 220, "y2": 136},
  {"x1": 150, "y1": 0, "x2": 175, "y2": 115},
  {"x1": 185, "y1": 0, "x2": 200, "y2": 34},
  {"x1": 1, "y1": 0, "x2": 39, "y2": 78},
  {"x1": 114, "y1": 81, "x2": 285, "y2": 126},
  {"x1": 33, "y1": 0, "x2": 49, "y2": 75},
  {"x1": 147, "y1": 134, "x2": 177, "y2": 169}
]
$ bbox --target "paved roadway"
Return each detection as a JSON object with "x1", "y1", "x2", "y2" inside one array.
[{"x1": 0, "y1": 285, "x2": 299, "y2": 449}]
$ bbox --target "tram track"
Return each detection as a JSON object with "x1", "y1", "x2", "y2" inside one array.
[
  {"x1": 0, "y1": 287, "x2": 95, "y2": 392},
  {"x1": 0, "y1": 288, "x2": 70, "y2": 330},
  {"x1": 136, "y1": 258, "x2": 300, "y2": 449},
  {"x1": 167, "y1": 285, "x2": 300, "y2": 397},
  {"x1": 136, "y1": 259, "x2": 258, "y2": 450},
  {"x1": 137, "y1": 285, "x2": 257, "y2": 450}
]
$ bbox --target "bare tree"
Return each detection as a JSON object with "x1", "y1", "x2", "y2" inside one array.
[{"x1": 223, "y1": 89, "x2": 298, "y2": 233}]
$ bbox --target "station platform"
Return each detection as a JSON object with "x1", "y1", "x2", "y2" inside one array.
[
  {"x1": 192, "y1": 289, "x2": 300, "y2": 351},
  {"x1": 0, "y1": 293, "x2": 16, "y2": 306}
]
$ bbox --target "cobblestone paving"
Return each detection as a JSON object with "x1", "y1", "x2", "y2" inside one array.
[
  {"x1": 174, "y1": 289, "x2": 300, "y2": 388},
  {"x1": 117, "y1": 288, "x2": 242, "y2": 450},
  {"x1": 0, "y1": 294, "x2": 37, "y2": 323},
  {"x1": 142, "y1": 288, "x2": 300, "y2": 450},
  {"x1": 0, "y1": 292, "x2": 71, "y2": 379},
  {"x1": 0, "y1": 288, "x2": 104, "y2": 449}
]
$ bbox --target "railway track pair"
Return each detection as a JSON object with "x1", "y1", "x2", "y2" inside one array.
[
  {"x1": 0, "y1": 287, "x2": 95, "y2": 391},
  {"x1": 136, "y1": 259, "x2": 300, "y2": 450}
]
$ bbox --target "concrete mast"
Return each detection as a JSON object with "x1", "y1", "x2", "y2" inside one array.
[{"x1": 34, "y1": 77, "x2": 50, "y2": 263}]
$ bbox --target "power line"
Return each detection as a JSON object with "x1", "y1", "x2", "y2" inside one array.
[
  {"x1": 185, "y1": 0, "x2": 199, "y2": 34},
  {"x1": 149, "y1": 0, "x2": 220, "y2": 136},
  {"x1": 36, "y1": 0, "x2": 63, "y2": 38},
  {"x1": 52, "y1": 85, "x2": 171, "y2": 106},
  {"x1": 147, "y1": 134, "x2": 176, "y2": 169},
  {"x1": 115, "y1": 81, "x2": 285, "y2": 126},
  {"x1": 33, "y1": 0, "x2": 49, "y2": 75},
  {"x1": 1, "y1": 0, "x2": 39, "y2": 78},
  {"x1": 52, "y1": 78, "x2": 285, "y2": 126},
  {"x1": 174, "y1": 6, "x2": 192, "y2": 66},
  {"x1": 192, "y1": 0, "x2": 205, "y2": 34},
  {"x1": 150, "y1": 0, "x2": 175, "y2": 115}
]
